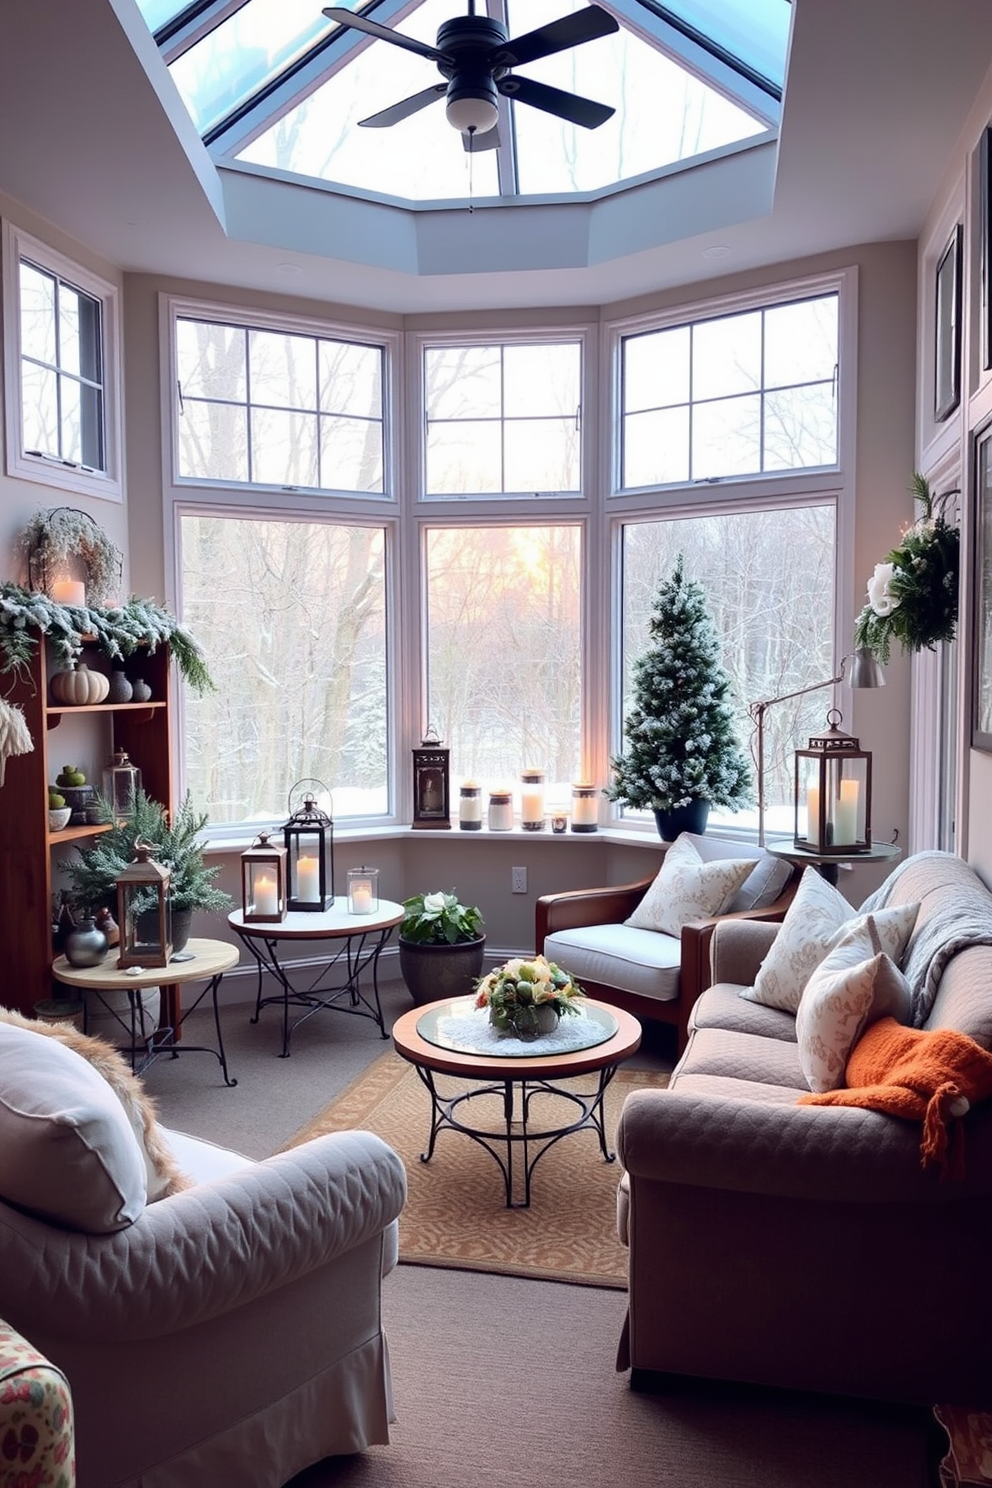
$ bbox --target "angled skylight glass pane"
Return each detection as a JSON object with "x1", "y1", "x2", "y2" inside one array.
[
  {"x1": 239, "y1": 0, "x2": 499, "y2": 202},
  {"x1": 634, "y1": 0, "x2": 791, "y2": 90},
  {"x1": 168, "y1": 0, "x2": 370, "y2": 136},
  {"x1": 135, "y1": 0, "x2": 194, "y2": 36},
  {"x1": 507, "y1": 0, "x2": 765, "y2": 195}
]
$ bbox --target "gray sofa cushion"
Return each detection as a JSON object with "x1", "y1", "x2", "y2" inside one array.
[{"x1": 544, "y1": 924, "x2": 681, "y2": 1002}]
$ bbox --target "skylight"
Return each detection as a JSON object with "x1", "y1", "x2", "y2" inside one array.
[{"x1": 137, "y1": 0, "x2": 786, "y2": 209}]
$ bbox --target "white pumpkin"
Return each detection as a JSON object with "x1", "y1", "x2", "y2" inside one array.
[{"x1": 50, "y1": 663, "x2": 111, "y2": 706}]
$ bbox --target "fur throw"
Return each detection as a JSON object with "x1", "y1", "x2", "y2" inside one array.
[{"x1": 0, "y1": 1008, "x2": 192, "y2": 1199}]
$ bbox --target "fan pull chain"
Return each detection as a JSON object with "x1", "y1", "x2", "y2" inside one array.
[{"x1": 467, "y1": 131, "x2": 475, "y2": 213}]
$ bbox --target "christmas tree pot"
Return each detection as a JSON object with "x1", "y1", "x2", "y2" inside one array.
[{"x1": 653, "y1": 801, "x2": 710, "y2": 841}]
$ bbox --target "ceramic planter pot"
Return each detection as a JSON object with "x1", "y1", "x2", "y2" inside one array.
[
  {"x1": 398, "y1": 935, "x2": 486, "y2": 1006},
  {"x1": 653, "y1": 801, "x2": 709, "y2": 841}
]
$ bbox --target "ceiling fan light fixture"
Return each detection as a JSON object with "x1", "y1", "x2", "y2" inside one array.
[{"x1": 445, "y1": 92, "x2": 499, "y2": 135}]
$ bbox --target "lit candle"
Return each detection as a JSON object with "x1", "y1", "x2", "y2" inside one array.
[
  {"x1": 571, "y1": 784, "x2": 599, "y2": 831},
  {"x1": 806, "y1": 783, "x2": 821, "y2": 847},
  {"x1": 521, "y1": 770, "x2": 544, "y2": 830},
  {"x1": 351, "y1": 886, "x2": 373, "y2": 914},
  {"x1": 52, "y1": 579, "x2": 85, "y2": 607},
  {"x1": 295, "y1": 854, "x2": 321, "y2": 903},
  {"x1": 253, "y1": 873, "x2": 278, "y2": 917},
  {"x1": 833, "y1": 778, "x2": 860, "y2": 844}
]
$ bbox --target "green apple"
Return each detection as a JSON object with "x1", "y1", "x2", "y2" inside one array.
[{"x1": 48, "y1": 790, "x2": 66, "y2": 808}]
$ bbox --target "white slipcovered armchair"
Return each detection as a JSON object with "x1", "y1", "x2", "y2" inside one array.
[{"x1": 0, "y1": 1017, "x2": 406, "y2": 1488}]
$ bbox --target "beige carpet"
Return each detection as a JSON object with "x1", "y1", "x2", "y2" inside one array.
[{"x1": 283, "y1": 1050, "x2": 669, "y2": 1288}]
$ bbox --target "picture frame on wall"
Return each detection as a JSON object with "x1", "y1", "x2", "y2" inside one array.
[
  {"x1": 934, "y1": 222, "x2": 963, "y2": 422},
  {"x1": 973, "y1": 423, "x2": 992, "y2": 752}
]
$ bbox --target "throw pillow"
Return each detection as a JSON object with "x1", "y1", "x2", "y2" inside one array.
[
  {"x1": 0, "y1": 1020, "x2": 147, "y2": 1231},
  {"x1": 625, "y1": 833, "x2": 758, "y2": 937},
  {"x1": 740, "y1": 868, "x2": 854, "y2": 1013},
  {"x1": 0, "y1": 1010, "x2": 192, "y2": 1203},
  {"x1": 796, "y1": 913, "x2": 914, "y2": 1093}
]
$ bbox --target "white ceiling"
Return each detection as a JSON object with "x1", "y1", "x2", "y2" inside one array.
[{"x1": 2, "y1": 0, "x2": 992, "y2": 314}]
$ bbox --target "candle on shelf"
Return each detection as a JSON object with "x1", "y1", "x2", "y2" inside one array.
[
  {"x1": 252, "y1": 873, "x2": 278, "y2": 917},
  {"x1": 570, "y1": 783, "x2": 599, "y2": 832},
  {"x1": 833, "y1": 778, "x2": 860, "y2": 844},
  {"x1": 52, "y1": 579, "x2": 85, "y2": 607},
  {"x1": 520, "y1": 770, "x2": 545, "y2": 831},
  {"x1": 295, "y1": 854, "x2": 321, "y2": 903},
  {"x1": 459, "y1": 781, "x2": 483, "y2": 830},
  {"x1": 347, "y1": 866, "x2": 378, "y2": 913},
  {"x1": 351, "y1": 886, "x2": 372, "y2": 913},
  {"x1": 488, "y1": 790, "x2": 514, "y2": 831},
  {"x1": 806, "y1": 783, "x2": 821, "y2": 847}
]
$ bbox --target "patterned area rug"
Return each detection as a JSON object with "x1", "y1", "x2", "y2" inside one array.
[{"x1": 283, "y1": 1051, "x2": 669, "y2": 1289}]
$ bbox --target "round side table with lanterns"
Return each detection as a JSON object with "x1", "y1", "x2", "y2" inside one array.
[{"x1": 766, "y1": 841, "x2": 901, "y2": 888}]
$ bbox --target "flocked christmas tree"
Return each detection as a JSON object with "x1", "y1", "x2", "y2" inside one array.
[{"x1": 607, "y1": 555, "x2": 752, "y2": 817}]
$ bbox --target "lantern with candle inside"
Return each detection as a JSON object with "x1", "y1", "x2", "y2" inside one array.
[
  {"x1": 240, "y1": 831, "x2": 287, "y2": 923},
  {"x1": 115, "y1": 840, "x2": 172, "y2": 969},
  {"x1": 412, "y1": 727, "x2": 451, "y2": 829},
  {"x1": 520, "y1": 769, "x2": 545, "y2": 831},
  {"x1": 793, "y1": 710, "x2": 872, "y2": 854},
  {"x1": 571, "y1": 783, "x2": 600, "y2": 833},
  {"x1": 283, "y1": 781, "x2": 335, "y2": 912},
  {"x1": 347, "y1": 866, "x2": 379, "y2": 915}
]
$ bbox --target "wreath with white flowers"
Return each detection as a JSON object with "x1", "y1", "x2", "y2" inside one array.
[
  {"x1": 20, "y1": 507, "x2": 123, "y2": 607},
  {"x1": 854, "y1": 474, "x2": 960, "y2": 664}
]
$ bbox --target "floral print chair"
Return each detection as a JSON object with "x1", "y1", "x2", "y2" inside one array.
[{"x1": 0, "y1": 1320, "x2": 74, "y2": 1488}]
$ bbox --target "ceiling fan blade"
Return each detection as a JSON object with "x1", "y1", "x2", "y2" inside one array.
[
  {"x1": 499, "y1": 76, "x2": 614, "y2": 130},
  {"x1": 322, "y1": 8, "x2": 447, "y2": 64},
  {"x1": 462, "y1": 125, "x2": 501, "y2": 153},
  {"x1": 496, "y1": 4, "x2": 619, "y2": 69},
  {"x1": 359, "y1": 84, "x2": 447, "y2": 129}
]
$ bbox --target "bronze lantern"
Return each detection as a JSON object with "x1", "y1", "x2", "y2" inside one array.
[
  {"x1": 793, "y1": 709, "x2": 872, "y2": 854},
  {"x1": 116, "y1": 840, "x2": 173, "y2": 969},
  {"x1": 240, "y1": 830, "x2": 287, "y2": 924},
  {"x1": 412, "y1": 727, "x2": 450, "y2": 829}
]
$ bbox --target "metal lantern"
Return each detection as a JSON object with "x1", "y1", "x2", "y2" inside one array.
[
  {"x1": 116, "y1": 840, "x2": 172, "y2": 969},
  {"x1": 793, "y1": 709, "x2": 872, "y2": 854},
  {"x1": 283, "y1": 783, "x2": 334, "y2": 911},
  {"x1": 240, "y1": 830, "x2": 287, "y2": 924},
  {"x1": 102, "y1": 749, "x2": 142, "y2": 824},
  {"x1": 347, "y1": 866, "x2": 379, "y2": 915},
  {"x1": 412, "y1": 727, "x2": 451, "y2": 829}
]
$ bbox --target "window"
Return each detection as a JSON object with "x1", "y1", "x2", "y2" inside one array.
[
  {"x1": 2, "y1": 223, "x2": 122, "y2": 499},
  {"x1": 424, "y1": 525, "x2": 582, "y2": 800},
  {"x1": 619, "y1": 293, "x2": 838, "y2": 488},
  {"x1": 423, "y1": 341, "x2": 581, "y2": 497},
  {"x1": 619, "y1": 505, "x2": 837, "y2": 834},
  {"x1": 175, "y1": 314, "x2": 386, "y2": 493},
  {"x1": 178, "y1": 510, "x2": 388, "y2": 827}
]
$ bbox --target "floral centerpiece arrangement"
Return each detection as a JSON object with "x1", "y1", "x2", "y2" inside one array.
[
  {"x1": 854, "y1": 473, "x2": 960, "y2": 664},
  {"x1": 475, "y1": 954, "x2": 585, "y2": 1040}
]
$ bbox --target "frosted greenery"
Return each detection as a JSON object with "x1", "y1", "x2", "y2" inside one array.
[
  {"x1": 854, "y1": 473, "x2": 960, "y2": 664},
  {"x1": 607, "y1": 554, "x2": 753, "y2": 813}
]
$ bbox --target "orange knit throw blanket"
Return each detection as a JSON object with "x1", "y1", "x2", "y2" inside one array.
[{"x1": 799, "y1": 1017, "x2": 992, "y2": 1177}]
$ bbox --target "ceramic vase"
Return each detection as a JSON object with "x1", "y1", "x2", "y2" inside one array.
[
  {"x1": 64, "y1": 916, "x2": 109, "y2": 968},
  {"x1": 108, "y1": 667, "x2": 133, "y2": 704},
  {"x1": 653, "y1": 800, "x2": 709, "y2": 841}
]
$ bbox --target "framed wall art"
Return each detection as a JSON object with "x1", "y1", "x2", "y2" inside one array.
[
  {"x1": 972, "y1": 422, "x2": 992, "y2": 751},
  {"x1": 934, "y1": 222, "x2": 963, "y2": 422},
  {"x1": 981, "y1": 127, "x2": 992, "y2": 370}
]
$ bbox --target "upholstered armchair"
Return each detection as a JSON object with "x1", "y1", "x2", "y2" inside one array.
[
  {"x1": 0, "y1": 1016, "x2": 407, "y2": 1488},
  {"x1": 0, "y1": 1319, "x2": 74, "y2": 1488},
  {"x1": 536, "y1": 834, "x2": 798, "y2": 1050}
]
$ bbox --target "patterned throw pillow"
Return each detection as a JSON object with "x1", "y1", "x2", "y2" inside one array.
[
  {"x1": 625, "y1": 832, "x2": 758, "y2": 937},
  {"x1": 796, "y1": 913, "x2": 915, "y2": 1093}
]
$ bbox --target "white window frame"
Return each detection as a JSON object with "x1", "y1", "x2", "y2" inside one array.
[{"x1": 2, "y1": 221, "x2": 124, "y2": 501}]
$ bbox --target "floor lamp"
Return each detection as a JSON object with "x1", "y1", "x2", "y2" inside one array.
[{"x1": 749, "y1": 648, "x2": 885, "y2": 847}]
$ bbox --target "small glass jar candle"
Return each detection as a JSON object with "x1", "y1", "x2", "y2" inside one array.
[
  {"x1": 520, "y1": 769, "x2": 545, "y2": 831},
  {"x1": 459, "y1": 781, "x2": 483, "y2": 830},
  {"x1": 488, "y1": 790, "x2": 514, "y2": 831},
  {"x1": 551, "y1": 812, "x2": 568, "y2": 834},
  {"x1": 347, "y1": 866, "x2": 379, "y2": 914},
  {"x1": 571, "y1": 783, "x2": 599, "y2": 833}
]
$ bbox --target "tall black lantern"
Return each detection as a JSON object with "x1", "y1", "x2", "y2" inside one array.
[
  {"x1": 412, "y1": 727, "x2": 451, "y2": 829},
  {"x1": 283, "y1": 782, "x2": 334, "y2": 911},
  {"x1": 793, "y1": 710, "x2": 872, "y2": 854}
]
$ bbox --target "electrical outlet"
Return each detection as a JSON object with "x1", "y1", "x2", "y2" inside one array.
[{"x1": 511, "y1": 866, "x2": 528, "y2": 894}]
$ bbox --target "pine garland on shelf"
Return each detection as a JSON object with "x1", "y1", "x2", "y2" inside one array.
[
  {"x1": 0, "y1": 583, "x2": 215, "y2": 695},
  {"x1": 606, "y1": 554, "x2": 753, "y2": 814},
  {"x1": 854, "y1": 473, "x2": 960, "y2": 664}
]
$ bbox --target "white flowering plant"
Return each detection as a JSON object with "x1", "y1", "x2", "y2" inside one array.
[
  {"x1": 399, "y1": 889, "x2": 483, "y2": 945},
  {"x1": 854, "y1": 474, "x2": 960, "y2": 664},
  {"x1": 474, "y1": 954, "x2": 585, "y2": 1034}
]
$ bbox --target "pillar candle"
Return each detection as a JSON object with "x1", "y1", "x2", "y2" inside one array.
[
  {"x1": 806, "y1": 783, "x2": 821, "y2": 847},
  {"x1": 253, "y1": 873, "x2": 278, "y2": 917},
  {"x1": 350, "y1": 885, "x2": 373, "y2": 913},
  {"x1": 52, "y1": 579, "x2": 85, "y2": 607},
  {"x1": 833, "y1": 778, "x2": 860, "y2": 844},
  {"x1": 295, "y1": 854, "x2": 321, "y2": 902}
]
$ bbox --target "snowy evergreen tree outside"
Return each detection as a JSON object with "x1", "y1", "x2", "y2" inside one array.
[{"x1": 608, "y1": 555, "x2": 753, "y2": 814}]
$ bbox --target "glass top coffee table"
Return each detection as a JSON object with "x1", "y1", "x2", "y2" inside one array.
[{"x1": 391, "y1": 996, "x2": 642, "y2": 1208}]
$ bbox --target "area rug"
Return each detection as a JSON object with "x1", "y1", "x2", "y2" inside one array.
[{"x1": 282, "y1": 1051, "x2": 669, "y2": 1289}]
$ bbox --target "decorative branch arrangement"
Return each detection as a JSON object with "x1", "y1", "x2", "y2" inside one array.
[
  {"x1": 0, "y1": 584, "x2": 215, "y2": 695},
  {"x1": 854, "y1": 474, "x2": 960, "y2": 664}
]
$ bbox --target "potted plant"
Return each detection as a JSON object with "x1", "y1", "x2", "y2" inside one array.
[
  {"x1": 60, "y1": 788, "x2": 232, "y2": 954},
  {"x1": 398, "y1": 889, "x2": 486, "y2": 1006},
  {"x1": 607, "y1": 554, "x2": 752, "y2": 839}
]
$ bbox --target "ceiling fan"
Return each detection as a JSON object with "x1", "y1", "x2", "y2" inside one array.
[{"x1": 321, "y1": 3, "x2": 620, "y2": 150}]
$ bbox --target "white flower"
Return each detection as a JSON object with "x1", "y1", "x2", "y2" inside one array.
[
  {"x1": 422, "y1": 891, "x2": 446, "y2": 913},
  {"x1": 866, "y1": 562, "x2": 901, "y2": 617}
]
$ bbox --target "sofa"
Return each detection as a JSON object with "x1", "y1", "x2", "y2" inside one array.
[
  {"x1": 538, "y1": 833, "x2": 797, "y2": 1051},
  {"x1": 0, "y1": 1014, "x2": 407, "y2": 1488},
  {"x1": 615, "y1": 851, "x2": 992, "y2": 1406}
]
